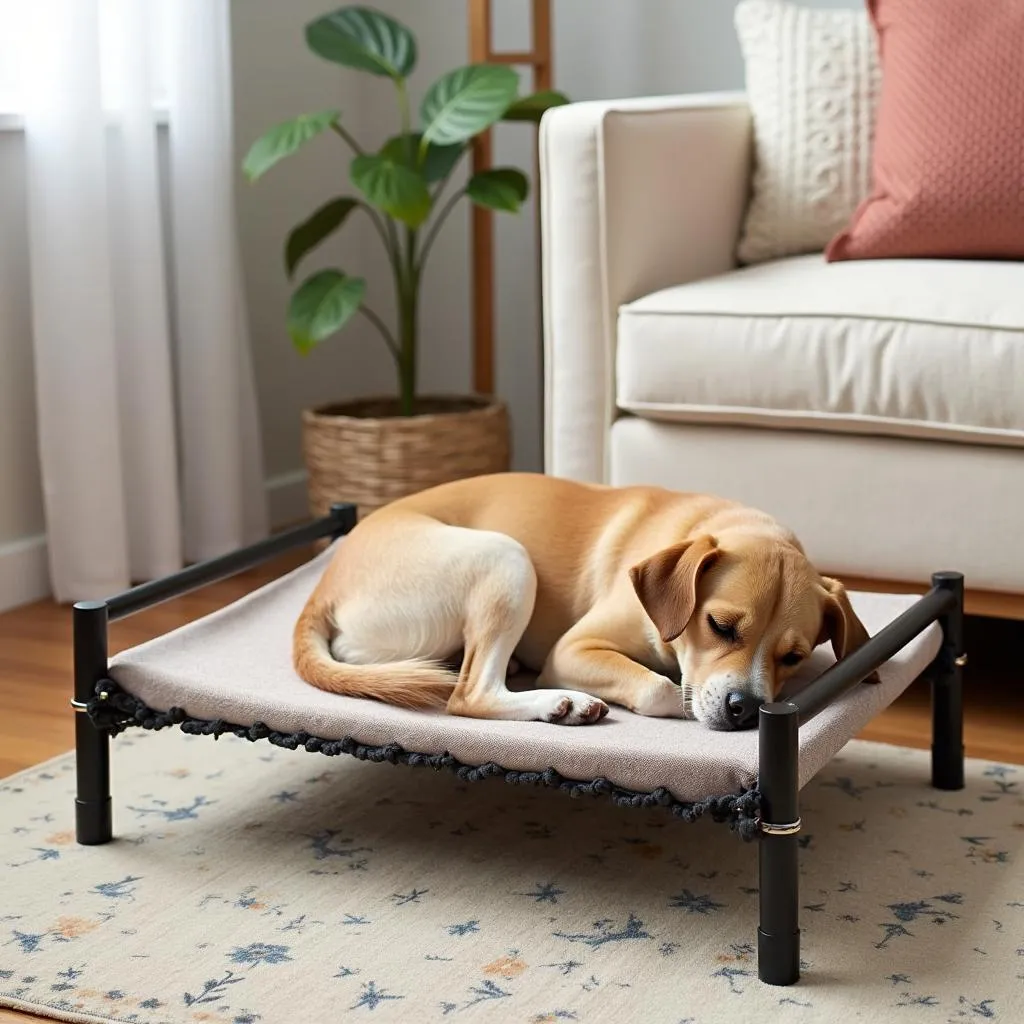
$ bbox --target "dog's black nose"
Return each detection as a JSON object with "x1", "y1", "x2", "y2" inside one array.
[{"x1": 724, "y1": 691, "x2": 762, "y2": 730}]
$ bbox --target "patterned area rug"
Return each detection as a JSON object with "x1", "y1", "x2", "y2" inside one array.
[{"x1": 0, "y1": 732, "x2": 1021, "y2": 1024}]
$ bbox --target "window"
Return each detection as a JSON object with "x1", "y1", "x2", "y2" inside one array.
[
  {"x1": 0, "y1": 0, "x2": 27, "y2": 117},
  {"x1": 0, "y1": 0, "x2": 169, "y2": 124}
]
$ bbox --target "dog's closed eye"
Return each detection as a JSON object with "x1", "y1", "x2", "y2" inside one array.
[{"x1": 707, "y1": 614, "x2": 738, "y2": 643}]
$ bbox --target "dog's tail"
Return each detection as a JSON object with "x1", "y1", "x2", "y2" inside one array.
[{"x1": 292, "y1": 602, "x2": 458, "y2": 710}]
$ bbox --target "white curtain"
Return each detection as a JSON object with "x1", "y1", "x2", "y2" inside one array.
[{"x1": 14, "y1": 0, "x2": 268, "y2": 601}]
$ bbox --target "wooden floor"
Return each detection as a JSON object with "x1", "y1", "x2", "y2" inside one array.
[{"x1": 0, "y1": 554, "x2": 1022, "y2": 1024}]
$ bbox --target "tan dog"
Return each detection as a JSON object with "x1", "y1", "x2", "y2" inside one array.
[{"x1": 293, "y1": 473, "x2": 875, "y2": 731}]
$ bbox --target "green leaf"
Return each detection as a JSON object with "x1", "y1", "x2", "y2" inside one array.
[
  {"x1": 305, "y1": 6, "x2": 415, "y2": 78},
  {"x1": 420, "y1": 64, "x2": 519, "y2": 147},
  {"x1": 502, "y1": 89, "x2": 571, "y2": 123},
  {"x1": 350, "y1": 153, "x2": 431, "y2": 228},
  {"x1": 379, "y1": 132, "x2": 465, "y2": 184},
  {"x1": 285, "y1": 198, "x2": 360, "y2": 278},
  {"x1": 243, "y1": 110, "x2": 340, "y2": 181},
  {"x1": 288, "y1": 270, "x2": 366, "y2": 353},
  {"x1": 466, "y1": 168, "x2": 529, "y2": 213}
]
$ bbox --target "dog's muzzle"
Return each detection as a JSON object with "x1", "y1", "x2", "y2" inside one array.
[{"x1": 691, "y1": 674, "x2": 765, "y2": 730}]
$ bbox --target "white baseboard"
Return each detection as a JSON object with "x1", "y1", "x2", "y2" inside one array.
[
  {"x1": 0, "y1": 472, "x2": 310, "y2": 613},
  {"x1": 266, "y1": 469, "x2": 309, "y2": 529},
  {"x1": 0, "y1": 533, "x2": 50, "y2": 613}
]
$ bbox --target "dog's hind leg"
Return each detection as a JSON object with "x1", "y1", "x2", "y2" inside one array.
[
  {"x1": 327, "y1": 514, "x2": 606, "y2": 725},
  {"x1": 444, "y1": 530, "x2": 608, "y2": 725}
]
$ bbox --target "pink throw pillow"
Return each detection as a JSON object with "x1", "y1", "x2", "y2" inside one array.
[{"x1": 826, "y1": 0, "x2": 1024, "y2": 262}]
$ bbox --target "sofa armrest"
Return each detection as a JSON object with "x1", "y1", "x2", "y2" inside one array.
[{"x1": 540, "y1": 92, "x2": 752, "y2": 482}]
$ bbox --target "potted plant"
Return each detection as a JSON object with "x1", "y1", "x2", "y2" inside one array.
[{"x1": 243, "y1": 5, "x2": 568, "y2": 520}]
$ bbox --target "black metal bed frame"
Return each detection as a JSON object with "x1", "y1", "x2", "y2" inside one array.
[{"x1": 70, "y1": 504, "x2": 965, "y2": 987}]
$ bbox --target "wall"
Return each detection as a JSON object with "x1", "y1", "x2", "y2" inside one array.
[
  {"x1": 0, "y1": 132, "x2": 49, "y2": 608},
  {"x1": 0, "y1": 0, "x2": 859, "y2": 609}
]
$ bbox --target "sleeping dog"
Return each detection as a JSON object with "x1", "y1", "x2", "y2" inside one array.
[{"x1": 292, "y1": 473, "x2": 876, "y2": 730}]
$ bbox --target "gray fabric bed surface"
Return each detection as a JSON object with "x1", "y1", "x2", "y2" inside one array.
[{"x1": 109, "y1": 547, "x2": 941, "y2": 804}]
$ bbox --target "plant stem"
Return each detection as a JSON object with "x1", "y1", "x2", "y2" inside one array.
[
  {"x1": 390, "y1": 77, "x2": 419, "y2": 415},
  {"x1": 393, "y1": 76, "x2": 413, "y2": 159},
  {"x1": 397, "y1": 226, "x2": 419, "y2": 416},
  {"x1": 362, "y1": 205, "x2": 394, "y2": 259},
  {"x1": 356, "y1": 305, "x2": 399, "y2": 363},
  {"x1": 416, "y1": 186, "x2": 467, "y2": 275},
  {"x1": 329, "y1": 120, "x2": 364, "y2": 155},
  {"x1": 384, "y1": 213, "x2": 401, "y2": 268}
]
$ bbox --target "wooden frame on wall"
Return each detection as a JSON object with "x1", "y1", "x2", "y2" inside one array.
[{"x1": 467, "y1": 0, "x2": 552, "y2": 396}]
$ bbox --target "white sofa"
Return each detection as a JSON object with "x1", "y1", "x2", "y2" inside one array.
[{"x1": 539, "y1": 92, "x2": 1024, "y2": 611}]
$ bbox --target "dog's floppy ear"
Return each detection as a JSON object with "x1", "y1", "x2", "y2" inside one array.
[
  {"x1": 818, "y1": 576, "x2": 879, "y2": 682},
  {"x1": 629, "y1": 535, "x2": 719, "y2": 643}
]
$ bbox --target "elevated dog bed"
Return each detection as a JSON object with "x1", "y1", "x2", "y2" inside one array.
[
  {"x1": 104, "y1": 546, "x2": 940, "y2": 809},
  {"x1": 70, "y1": 506, "x2": 966, "y2": 988}
]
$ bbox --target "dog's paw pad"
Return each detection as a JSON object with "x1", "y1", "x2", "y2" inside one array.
[
  {"x1": 536, "y1": 692, "x2": 607, "y2": 725},
  {"x1": 562, "y1": 697, "x2": 609, "y2": 726},
  {"x1": 543, "y1": 696, "x2": 573, "y2": 722}
]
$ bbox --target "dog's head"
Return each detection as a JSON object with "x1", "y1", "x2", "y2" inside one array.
[{"x1": 629, "y1": 533, "x2": 873, "y2": 730}]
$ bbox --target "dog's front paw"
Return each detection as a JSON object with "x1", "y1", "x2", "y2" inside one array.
[
  {"x1": 632, "y1": 677, "x2": 689, "y2": 718},
  {"x1": 535, "y1": 690, "x2": 609, "y2": 726}
]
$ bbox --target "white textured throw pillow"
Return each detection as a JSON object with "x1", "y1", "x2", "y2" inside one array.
[{"x1": 734, "y1": 0, "x2": 881, "y2": 265}]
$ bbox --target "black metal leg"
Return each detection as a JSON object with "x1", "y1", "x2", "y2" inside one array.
[
  {"x1": 757, "y1": 701, "x2": 801, "y2": 986},
  {"x1": 329, "y1": 501, "x2": 358, "y2": 537},
  {"x1": 930, "y1": 572, "x2": 965, "y2": 791},
  {"x1": 74, "y1": 600, "x2": 112, "y2": 845}
]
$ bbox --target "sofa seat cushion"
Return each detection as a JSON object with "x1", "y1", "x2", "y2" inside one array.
[{"x1": 617, "y1": 254, "x2": 1024, "y2": 447}]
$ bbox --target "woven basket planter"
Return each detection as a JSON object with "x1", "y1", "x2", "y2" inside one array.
[{"x1": 302, "y1": 395, "x2": 511, "y2": 522}]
